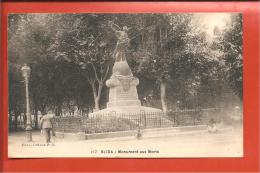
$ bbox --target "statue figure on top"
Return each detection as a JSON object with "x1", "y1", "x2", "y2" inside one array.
[{"x1": 109, "y1": 21, "x2": 130, "y2": 62}]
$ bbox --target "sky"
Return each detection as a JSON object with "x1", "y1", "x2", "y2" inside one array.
[{"x1": 193, "y1": 13, "x2": 232, "y2": 39}]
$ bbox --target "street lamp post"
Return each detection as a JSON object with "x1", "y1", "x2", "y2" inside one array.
[{"x1": 21, "y1": 64, "x2": 32, "y2": 142}]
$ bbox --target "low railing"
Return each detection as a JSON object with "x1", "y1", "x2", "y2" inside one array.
[
  {"x1": 52, "y1": 108, "x2": 222, "y2": 134},
  {"x1": 9, "y1": 116, "x2": 39, "y2": 131}
]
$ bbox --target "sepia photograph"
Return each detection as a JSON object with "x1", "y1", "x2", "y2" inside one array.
[{"x1": 8, "y1": 13, "x2": 243, "y2": 158}]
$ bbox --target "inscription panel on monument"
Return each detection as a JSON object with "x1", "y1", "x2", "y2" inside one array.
[{"x1": 117, "y1": 86, "x2": 137, "y2": 100}]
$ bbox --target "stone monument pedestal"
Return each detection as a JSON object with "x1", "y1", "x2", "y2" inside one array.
[{"x1": 89, "y1": 61, "x2": 162, "y2": 117}]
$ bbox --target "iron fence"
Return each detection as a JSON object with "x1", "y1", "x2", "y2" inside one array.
[
  {"x1": 51, "y1": 108, "x2": 222, "y2": 134},
  {"x1": 9, "y1": 115, "x2": 39, "y2": 131}
]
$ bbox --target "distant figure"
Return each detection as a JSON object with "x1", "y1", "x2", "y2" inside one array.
[
  {"x1": 231, "y1": 106, "x2": 242, "y2": 121},
  {"x1": 136, "y1": 127, "x2": 142, "y2": 139},
  {"x1": 230, "y1": 106, "x2": 242, "y2": 130},
  {"x1": 40, "y1": 110, "x2": 55, "y2": 143},
  {"x1": 207, "y1": 118, "x2": 217, "y2": 133},
  {"x1": 21, "y1": 113, "x2": 26, "y2": 128}
]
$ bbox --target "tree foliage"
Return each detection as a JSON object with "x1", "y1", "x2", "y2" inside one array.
[{"x1": 221, "y1": 14, "x2": 242, "y2": 99}]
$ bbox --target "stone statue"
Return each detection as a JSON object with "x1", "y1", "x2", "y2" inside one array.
[
  {"x1": 89, "y1": 21, "x2": 163, "y2": 117},
  {"x1": 109, "y1": 21, "x2": 130, "y2": 62}
]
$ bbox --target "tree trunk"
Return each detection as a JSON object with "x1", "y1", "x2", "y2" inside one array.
[
  {"x1": 94, "y1": 97, "x2": 99, "y2": 111},
  {"x1": 91, "y1": 82, "x2": 99, "y2": 111},
  {"x1": 57, "y1": 103, "x2": 62, "y2": 116},
  {"x1": 9, "y1": 111, "x2": 12, "y2": 131},
  {"x1": 92, "y1": 83, "x2": 103, "y2": 111},
  {"x1": 23, "y1": 113, "x2": 27, "y2": 128},
  {"x1": 14, "y1": 109, "x2": 18, "y2": 130},
  {"x1": 159, "y1": 28, "x2": 163, "y2": 48},
  {"x1": 160, "y1": 81, "x2": 167, "y2": 112},
  {"x1": 54, "y1": 101, "x2": 62, "y2": 116},
  {"x1": 39, "y1": 104, "x2": 46, "y2": 114},
  {"x1": 34, "y1": 107, "x2": 38, "y2": 129},
  {"x1": 87, "y1": 63, "x2": 110, "y2": 112}
]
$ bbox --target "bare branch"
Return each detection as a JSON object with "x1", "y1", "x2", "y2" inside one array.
[
  {"x1": 91, "y1": 82, "x2": 97, "y2": 98},
  {"x1": 90, "y1": 62, "x2": 101, "y2": 83},
  {"x1": 102, "y1": 65, "x2": 110, "y2": 83},
  {"x1": 97, "y1": 83, "x2": 103, "y2": 99}
]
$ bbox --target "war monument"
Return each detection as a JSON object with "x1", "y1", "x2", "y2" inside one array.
[{"x1": 90, "y1": 22, "x2": 162, "y2": 116}]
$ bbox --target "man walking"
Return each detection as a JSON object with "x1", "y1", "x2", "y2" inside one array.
[{"x1": 40, "y1": 110, "x2": 55, "y2": 143}]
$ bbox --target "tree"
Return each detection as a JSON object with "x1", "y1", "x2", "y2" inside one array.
[
  {"x1": 8, "y1": 64, "x2": 25, "y2": 130},
  {"x1": 52, "y1": 14, "x2": 115, "y2": 111},
  {"x1": 128, "y1": 14, "x2": 193, "y2": 112},
  {"x1": 221, "y1": 14, "x2": 242, "y2": 99},
  {"x1": 8, "y1": 13, "x2": 241, "y2": 123}
]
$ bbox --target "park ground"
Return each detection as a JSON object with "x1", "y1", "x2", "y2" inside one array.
[{"x1": 8, "y1": 125, "x2": 243, "y2": 158}]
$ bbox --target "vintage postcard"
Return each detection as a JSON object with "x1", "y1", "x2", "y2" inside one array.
[{"x1": 8, "y1": 13, "x2": 243, "y2": 158}]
